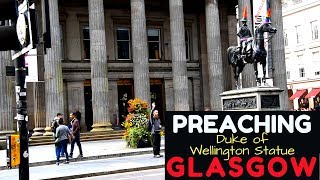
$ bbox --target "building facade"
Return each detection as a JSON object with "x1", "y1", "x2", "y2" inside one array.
[
  {"x1": 283, "y1": 0, "x2": 320, "y2": 110},
  {"x1": 0, "y1": 0, "x2": 287, "y2": 137}
]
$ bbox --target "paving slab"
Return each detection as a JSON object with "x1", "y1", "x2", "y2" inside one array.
[
  {"x1": 0, "y1": 154, "x2": 165, "y2": 180},
  {"x1": 0, "y1": 138, "x2": 165, "y2": 169}
]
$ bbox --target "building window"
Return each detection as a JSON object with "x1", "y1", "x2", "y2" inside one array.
[
  {"x1": 295, "y1": 25, "x2": 302, "y2": 44},
  {"x1": 299, "y1": 67, "x2": 305, "y2": 78},
  {"x1": 116, "y1": 27, "x2": 130, "y2": 60},
  {"x1": 185, "y1": 29, "x2": 191, "y2": 60},
  {"x1": 82, "y1": 25, "x2": 90, "y2": 60},
  {"x1": 60, "y1": 24, "x2": 64, "y2": 59},
  {"x1": 286, "y1": 71, "x2": 290, "y2": 79},
  {"x1": 284, "y1": 30, "x2": 288, "y2": 46},
  {"x1": 315, "y1": 71, "x2": 320, "y2": 76},
  {"x1": 147, "y1": 29, "x2": 161, "y2": 60},
  {"x1": 311, "y1": 21, "x2": 319, "y2": 40}
]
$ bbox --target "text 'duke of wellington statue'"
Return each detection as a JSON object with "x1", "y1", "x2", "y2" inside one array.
[{"x1": 227, "y1": 7, "x2": 277, "y2": 89}]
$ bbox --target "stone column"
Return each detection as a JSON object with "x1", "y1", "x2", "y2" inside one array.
[
  {"x1": 169, "y1": 0, "x2": 190, "y2": 111},
  {"x1": 199, "y1": 15, "x2": 210, "y2": 109},
  {"x1": 43, "y1": 0, "x2": 64, "y2": 136},
  {"x1": 131, "y1": 0, "x2": 151, "y2": 104},
  {"x1": 32, "y1": 82, "x2": 46, "y2": 136},
  {"x1": 238, "y1": 0, "x2": 256, "y2": 88},
  {"x1": 219, "y1": 4, "x2": 232, "y2": 91},
  {"x1": 89, "y1": 0, "x2": 112, "y2": 132},
  {"x1": 0, "y1": 51, "x2": 15, "y2": 140},
  {"x1": 270, "y1": 0, "x2": 289, "y2": 110},
  {"x1": 32, "y1": 2, "x2": 46, "y2": 136},
  {"x1": 228, "y1": 15, "x2": 239, "y2": 87},
  {"x1": 205, "y1": 0, "x2": 224, "y2": 110}
]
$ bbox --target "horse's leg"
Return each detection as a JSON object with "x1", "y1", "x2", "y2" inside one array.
[
  {"x1": 234, "y1": 65, "x2": 239, "y2": 89},
  {"x1": 262, "y1": 61, "x2": 267, "y2": 85},
  {"x1": 237, "y1": 64, "x2": 244, "y2": 89},
  {"x1": 253, "y1": 61, "x2": 260, "y2": 86}
]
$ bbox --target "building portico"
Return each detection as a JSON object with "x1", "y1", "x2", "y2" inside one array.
[{"x1": 0, "y1": 0, "x2": 288, "y2": 135}]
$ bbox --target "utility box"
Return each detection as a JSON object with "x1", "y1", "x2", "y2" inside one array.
[{"x1": 6, "y1": 134, "x2": 20, "y2": 168}]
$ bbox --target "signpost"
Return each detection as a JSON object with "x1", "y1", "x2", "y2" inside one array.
[{"x1": 0, "y1": 0, "x2": 47, "y2": 179}]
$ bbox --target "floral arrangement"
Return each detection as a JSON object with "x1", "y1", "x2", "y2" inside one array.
[
  {"x1": 122, "y1": 98, "x2": 152, "y2": 148},
  {"x1": 127, "y1": 98, "x2": 149, "y2": 115}
]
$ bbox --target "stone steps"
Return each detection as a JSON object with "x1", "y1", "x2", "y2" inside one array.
[{"x1": 29, "y1": 130, "x2": 125, "y2": 146}]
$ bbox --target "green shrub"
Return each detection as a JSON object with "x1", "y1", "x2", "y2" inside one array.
[{"x1": 127, "y1": 127, "x2": 152, "y2": 148}]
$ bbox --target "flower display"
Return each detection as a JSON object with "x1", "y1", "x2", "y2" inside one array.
[{"x1": 122, "y1": 98, "x2": 152, "y2": 148}]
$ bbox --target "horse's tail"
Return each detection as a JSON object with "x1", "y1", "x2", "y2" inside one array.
[{"x1": 227, "y1": 46, "x2": 235, "y2": 65}]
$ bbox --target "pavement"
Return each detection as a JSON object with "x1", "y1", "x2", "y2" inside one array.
[
  {"x1": 0, "y1": 154, "x2": 165, "y2": 180},
  {"x1": 0, "y1": 137, "x2": 164, "y2": 170},
  {"x1": 76, "y1": 168, "x2": 165, "y2": 180}
]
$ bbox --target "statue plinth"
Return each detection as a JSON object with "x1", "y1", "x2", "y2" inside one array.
[{"x1": 220, "y1": 87, "x2": 284, "y2": 111}]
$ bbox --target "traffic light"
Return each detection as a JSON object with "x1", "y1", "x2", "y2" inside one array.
[
  {"x1": 0, "y1": 0, "x2": 20, "y2": 51},
  {"x1": 0, "y1": 0, "x2": 38, "y2": 56},
  {"x1": 13, "y1": 0, "x2": 38, "y2": 59},
  {"x1": 0, "y1": 0, "x2": 18, "y2": 21}
]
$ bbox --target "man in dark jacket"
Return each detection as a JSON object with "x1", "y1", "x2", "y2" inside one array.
[
  {"x1": 69, "y1": 112, "x2": 83, "y2": 158},
  {"x1": 150, "y1": 102, "x2": 163, "y2": 158},
  {"x1": 75, "y1": 109, "x2": 81, "y2": 122}
]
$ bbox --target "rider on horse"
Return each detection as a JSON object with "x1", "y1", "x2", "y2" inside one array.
[{"x1": 237, "y1": 6, "x2": 252, "y2": 59}]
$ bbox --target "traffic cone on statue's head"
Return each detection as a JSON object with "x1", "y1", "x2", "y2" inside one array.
[
  {"x1": 265, "y1": 8, "x2": 271, "y2": 24},
  {"x1": 241, "y1": 6, "x2": 248, "y2": 22}
]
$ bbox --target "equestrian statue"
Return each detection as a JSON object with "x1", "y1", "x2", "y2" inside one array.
[{"x1": 227, "y1": 7, "x2": 277, "y2": 89}]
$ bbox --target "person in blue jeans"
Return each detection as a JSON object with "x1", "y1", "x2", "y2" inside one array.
[
  {"x1": 55, "y1": 118, "x2": 71, "y2": 165},
  {"x1": 52, "y1": 113, "x2": 65, "y2": 157}
]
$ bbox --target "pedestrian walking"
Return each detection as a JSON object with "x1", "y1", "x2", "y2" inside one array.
[
  {"x1": 150, "y1": 102, "x2": 163, "y2": 158},
  {"x1": 55, "y1": 118, "x2": 71, "y2": 165},
  {"x1": 75, "y1": 109, "x2": 81, "y2": 122},
  {"x1": 52, "y1": 113, "x2": 65, "y2": 157},
  {"x1": 69, "y1": 112, "x2": 83, "y2": 158}
]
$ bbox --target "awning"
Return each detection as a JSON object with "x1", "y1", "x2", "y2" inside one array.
[
  {"x1": 305, "y1": 88, "x2": 320, "y2": 98},
  {"x1": 289, "y1": 89, "x2": 307, "y2": 100}
]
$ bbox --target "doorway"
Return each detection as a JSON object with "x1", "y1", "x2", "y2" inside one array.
[
  {"x1": 118, "y1": 79, "x2": 134, "y2": 127},
  {"x1": 84, "y1": 80, "x2": 93, "y2": 131},
  {"x1": 150, "y1": 79, "x2": 165, "y2": 126}
]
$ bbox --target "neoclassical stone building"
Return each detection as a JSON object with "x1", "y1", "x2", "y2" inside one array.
[{"x1": 0, "y1": 0, "x2": 287, "y2": 136}]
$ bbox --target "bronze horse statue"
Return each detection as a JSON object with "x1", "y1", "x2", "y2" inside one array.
[{"x1": 227, "y1": 22, "x2": 277, "y2": 89}]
